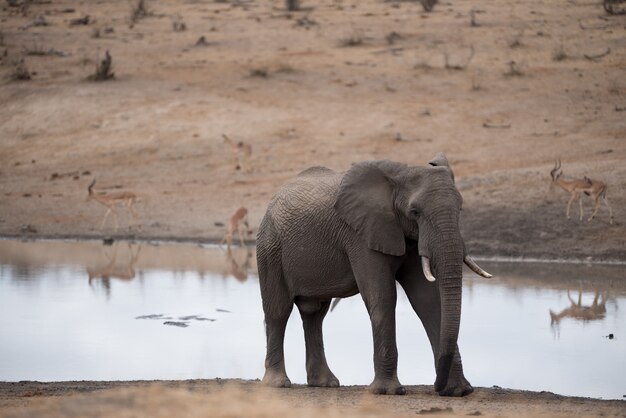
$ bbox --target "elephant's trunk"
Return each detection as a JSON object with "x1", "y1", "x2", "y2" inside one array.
[{"x1": 431, "y1": 233, "x2": 464, "y2": 393}]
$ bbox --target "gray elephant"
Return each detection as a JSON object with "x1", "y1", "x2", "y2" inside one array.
[{"x1": 256, "y1": 155, "x2": 491, "y2": 397}]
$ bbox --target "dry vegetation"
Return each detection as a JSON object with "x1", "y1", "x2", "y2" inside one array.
[{"x1": 0, "y1": 0, "x2": 624, "y2": 263}]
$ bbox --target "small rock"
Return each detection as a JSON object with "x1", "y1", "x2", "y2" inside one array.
[
  {"x1": 195, "y1": 36, "x2": 210, "y2": 47},
  {"x1": 417, "y1": 407, "x2": 453, "y2": 415},
  {"x1": 136, "y1": 314, "x2": 165, "y2": 320},
  {"x1": 20, "y1": 224, "x2": 37, "y2": 233},
  {"x1": 163, "y1": 321, "x2": 189, "y2": 328}
]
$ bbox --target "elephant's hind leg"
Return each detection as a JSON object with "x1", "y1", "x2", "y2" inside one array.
[
  {"x1": 258, "y1": 243, "x2": 293, "y2": 388},
  {"x1": 296, "y1": 298, "x2": 340, "y2": 388}
]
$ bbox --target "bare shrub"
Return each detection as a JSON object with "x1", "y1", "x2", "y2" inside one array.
[
  {"x1": 508, "y1": 29, "x2": 524, "y2": 49},
  {"x1": 11, "y1": 57, "x2": 31, "y2": 81},
  {"x1": 195, "y1": 36, "x2": 210, "y2": 47},
  {"x1": 340, "y1": 34, "x2": 364, "y2": 47},
  {"x1": 295, "y1": 15, "x2": 316, "y2": 28},
  {"x1": 130, "y1": 0, "x2": 149, "y2": 24},
  {"x1": 444, "y1": 45, "x2": 475, "y2": 70},
  {"x1": 385, "y1": 31, "x2": 402, "y2": 45},
  {"x1": 420, "y1": 0, "x2": 437, "y2": 12},
  {"x1": 552, "y1": 44, "x2": 567, "y2": 61},
  {"x1": 87, "y1": 50, "x2": 114, "y2": 81},
  {"x1": 249, "y1": 68, "x2": 269, "y2": 78},
  {"x1": 504, "y1": 60, "x2": 524, "y2": 77},
  {"x1": 286, "y1": 0, "x2": 300, "y2": 11},
  {"x1": 69, "y1": 15, "x2": 90, "y2": 26},
  {"x1": 604, "y1": 0, "x2": 626, "y2": 15},
  {"x1": 469, "y1": 9, "x2": 479, "y2": 27},
  {"x1": 172, "y1": 14, "x2": 186, "y2": 31},
  {"x1": 471, "y1": 73, "x2": 482, "y2": 91}
]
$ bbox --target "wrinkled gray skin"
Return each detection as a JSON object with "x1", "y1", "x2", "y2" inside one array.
[{"x1": 257, "y1": 155, "x2": 473, "y2": 397}]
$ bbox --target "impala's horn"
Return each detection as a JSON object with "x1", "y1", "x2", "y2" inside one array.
[{"x1": 88, "y1": 179, "x2": 96, "y2": 195}]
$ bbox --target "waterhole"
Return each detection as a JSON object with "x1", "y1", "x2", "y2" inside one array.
[{"x1": 0, "y1": 239, "x2": 623, "y2": 399}]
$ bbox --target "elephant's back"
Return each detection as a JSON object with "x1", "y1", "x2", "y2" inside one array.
[{"x1": 264, "y1": 166, "x2": 343, "y2": 233}]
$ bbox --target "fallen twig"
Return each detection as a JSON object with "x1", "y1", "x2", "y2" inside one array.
[
  {"x1": 483, "y1": 122, "x2": 511, "y2": 129},
  {"x1": 578, "y1": 20, "x2": 610, "y2": 30},
  {"x1": 584, "y1": 48, "x2": 611, "y2": 61},
  {"x1": 615, "y1": 105, "x2": 626, "y2": 112}
]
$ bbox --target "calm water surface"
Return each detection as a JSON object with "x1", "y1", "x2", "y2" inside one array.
[{"x1": 0, "y1": 239, "x2": 624, "y2": 399}]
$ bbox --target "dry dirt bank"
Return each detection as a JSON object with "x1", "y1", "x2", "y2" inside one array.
[
  {"x1": 0, "y1": 0, "x2": 624, "y2": 260},
  {"x1": 1, "y1": 380, "x2": 625, "y2": 418}
]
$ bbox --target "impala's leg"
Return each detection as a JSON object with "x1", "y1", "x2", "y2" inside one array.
[
  {"x1": 588, "y1": 195, "x2": 601, "y2": 222},
  {"x1": 566, "y1": 193, "x2": 576, "y2": 219},
  {"x1": 237, "y1": 225, "x2": 246, "y2": 247},
  {"x1": 578, "y1": 194, "x2": 585, "y2": 221},
  {"x1": 127, "y1": 200, "x2": 141, "y2": 230},
  {"x1": 100, "y1": 208, "x2": 112, "y2": 230},
  {"x1": 222, "y1": 227, "x2": 233, "y2": 250},
  {"x1": 603, "y1": 196, "x2": 614, "y2": 224},
  {"x1": 111, "y1": 207, "x2": 119, "y2": 231}
]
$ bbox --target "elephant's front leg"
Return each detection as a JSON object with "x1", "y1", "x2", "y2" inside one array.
[
  {"x1": 296, "y1": 299, "x2": 340, "y2": 387},
  {"x1": 397, "y1": 260, "x2": 473, "y2": 397},
  {"x1": 355, "y1": 261, "x2": 406, "y2": 395}
]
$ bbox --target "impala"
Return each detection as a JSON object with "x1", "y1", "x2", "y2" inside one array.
[
  {"x1": 87, "y1": 179, "x2": 142, "y2": 231},
  {"x1": 550, "y1": 160, "x2": 613, "y2": 224}
]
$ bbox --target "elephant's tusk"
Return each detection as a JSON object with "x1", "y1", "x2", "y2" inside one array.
[
  {"x1": 421, "y1": 256, "x2": 436, "y2": 282},
  {"x1": 464, "y1": 255, "x2": 493, "y2": 278}
]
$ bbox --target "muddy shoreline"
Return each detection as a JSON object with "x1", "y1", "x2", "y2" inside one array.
[{"x1": 1, "y1": 234, "x2": 624, "y2": 265}]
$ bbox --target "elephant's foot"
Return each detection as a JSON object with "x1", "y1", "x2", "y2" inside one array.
[
  {"x1": 368, "y1": 377, "x2": 406, "y2": 395},
  {"x1": 262, "y1": 369, "x2": 292, "y2": 388},
  {"x1": 436, "y1": 374, "x2": 473, "y2": 397},
  {"x1": 307, "y1": 370, "x2": 340, "y2": 388},
  {"x1": 307, "y1": 373, "x2": 339, "y2": 388}
]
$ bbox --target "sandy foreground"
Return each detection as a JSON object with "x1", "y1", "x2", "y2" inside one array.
[
  {"x1": 0, "y1": 380, "x2": 625, "y2": 418},
  {"x1": 0, "y1": 0, "x2": 625, "y2": 415}
]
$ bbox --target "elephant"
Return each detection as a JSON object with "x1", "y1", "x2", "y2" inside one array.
[{"x1": 256, "y1": 154, "x2": 492, "y2": 397}]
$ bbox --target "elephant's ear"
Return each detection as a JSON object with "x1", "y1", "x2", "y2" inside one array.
[
  {"x1": 334, "y1": 161, "x2": 406, "y2": 256},
  {"x1": 428, "y1": 152, "x2": 455, "y2": 183}
]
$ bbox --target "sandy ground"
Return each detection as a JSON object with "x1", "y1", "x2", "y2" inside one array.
[
  {"x1": 1, "y1": 380, "x2": 625, "y2": 418},
  {"x1": 1, "y1": 0, "x2": 625, "y2": 415}
]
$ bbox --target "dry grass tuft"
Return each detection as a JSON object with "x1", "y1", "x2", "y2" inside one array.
[
  {"x1": 87, "y1": 51, "x2": 114, "y2": 81},
  {"x1": 504, "y1": 60, "x2": 524, "y2": 77},
  {"x1": 551, "y1": 44, "x2": 567, "y2": 61},
  {"x1": 340, "y1": 35, "x2": 364, "y2": 47},
  {"x1": 10, "y1": 57, "x2": 31, "y2": 81}
]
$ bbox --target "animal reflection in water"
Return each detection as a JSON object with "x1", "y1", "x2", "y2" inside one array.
[
  {"x1": 224, "y1": 247, "x2": 253, "y2": 282},
  {"x1": 550, "y1": 286, "x2": 609, "y2": 336},
  {"x1": 87, "y1": 242, "x2": 142, "y2": 297}
]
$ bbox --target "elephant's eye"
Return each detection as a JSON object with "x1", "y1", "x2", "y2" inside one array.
[{"x1": 409, "y1": 208, "x2": 419, "y2": 217}]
